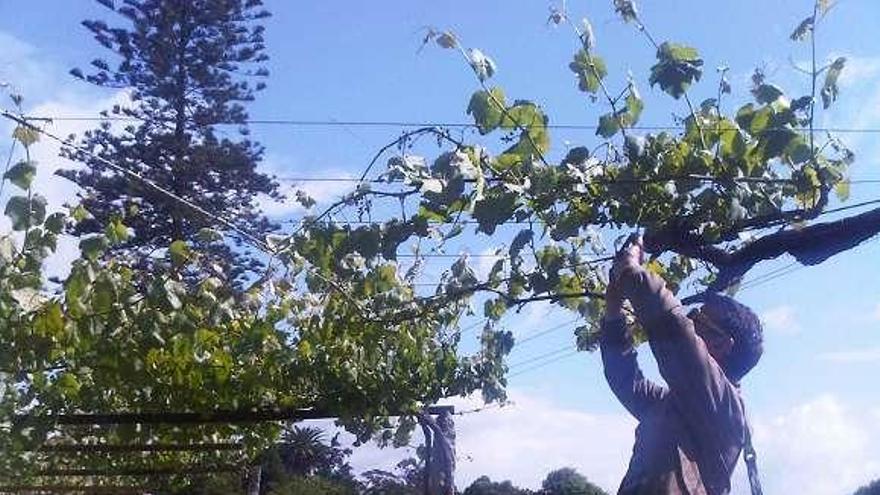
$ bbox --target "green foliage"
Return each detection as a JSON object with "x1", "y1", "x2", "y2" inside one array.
[
  {"x1": 649, "y1": 42, "x2": 704, "y2": 99},
  {"x1": 12, "y1": 125, "x2": 39, "y2": 147},
  {"x1": 464, "y1": 475, "x2": 535, "y2": 495},
  {"x1": 360, "y1": 454, "x2": 427, "y2": 495},
  {"x1": 262, "y1": 426, "x2": 354, "y2": 479},
  {"x1": 5, "y1": 194, "x2": 47, "y2": 231},
  {"x1": 3, "y1": 161, "x2": 36, "y2": 190},
  {"x1": 0, "y1": 1, "x2": 865, "y2": 489},
  {"x1": 268, "y1": 476, "x2": 357, "y2": 495},
  {"x1": 541, "y1": 467, "x2": 608, "y2": 495},
  {"x1": 569, "y1": 50, "x2": 607, "y2": 94},
  {"x1": 61, "y1": 0, "x2": 278, "y2": 288},
  {"x1": 469, "y1": 87, "x2": 507, "y2": 135}
]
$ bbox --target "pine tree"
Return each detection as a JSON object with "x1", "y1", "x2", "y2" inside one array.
[{"x1": 62, "y1": 0, "x2": 279, "y2": 285}]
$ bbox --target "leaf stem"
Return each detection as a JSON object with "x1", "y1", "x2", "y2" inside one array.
[
  {"x1": 567, "y1": 19, "x2": 629, "y2": 140},
  {"x1": 0, "y1": 138, "x2": 17, "y2": 199}
]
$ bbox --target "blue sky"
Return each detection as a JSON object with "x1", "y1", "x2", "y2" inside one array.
[{"x1": 2, "y1": 1, "x2": 880, "y2": 493}]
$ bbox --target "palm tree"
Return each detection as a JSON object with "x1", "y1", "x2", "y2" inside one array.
[{"x1": 260, "y1": 425, "x2": 354, "y2": 491}]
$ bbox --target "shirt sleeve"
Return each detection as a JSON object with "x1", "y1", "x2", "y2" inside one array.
[
  {"x1": 599, "y1": 316, "x2": 667, "y2": 420},
  {"x1": 616, "y1": 265, "x2": 745, "y2": 458}
]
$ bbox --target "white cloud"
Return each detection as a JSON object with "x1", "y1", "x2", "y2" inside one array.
[
  {"x1": 0, "y1": 30, "x2": 130, "y2": 279},
  {"x1": 0, "y1": 31, "x2": 59, "y2": 100},
  {"x1": 336, "y1": 392, "x2": 880, "y2": 495},
  {"x1": 255, "y1": 158, "x2": 357, "y2": 218},
  {"x1": 508, "y1": 301, "x2": 559, "y2": 340},
  {"x1": 837, "y1": 55, "x2": 880, "y2": 89},
  {"x1": 760, "y1": 305, "x2": 802, "y2": 335},
  {"x1": 473, "y1": 246, "x2": 503, "y2": 280},
  {"x1": 346, "y1": 390, "x2": 635, "y2": 492},
  {"x1": 818, "y1": 347, "x2": 880, "y2": 364},
  {"x1": 747, "y1": 395, "x2": 880, "y2": 495},
  {"x1": 872, "y1": 302, "x2": 880, "y2": 322}
]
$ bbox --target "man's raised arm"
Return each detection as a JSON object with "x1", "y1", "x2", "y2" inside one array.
[
  {"x1": 599, "y1": 315, "x2": 667, "y2": 420},
  {"x1": 609, "y1": 237, "x2": 744, "y2": 451},
  {"x1": 600, "y1": 237, "x2": 667, "y2": 420}
]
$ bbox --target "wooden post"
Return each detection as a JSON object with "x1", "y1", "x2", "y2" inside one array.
[
  {"x1": 246, "y1": 465, "x2": 262, "y2": 495},
  {"x1": 419, "y1": 420, "x2": 433, "y2": 495}
]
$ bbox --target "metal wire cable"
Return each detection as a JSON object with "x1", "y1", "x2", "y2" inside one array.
[
  {"x1": 22, "y1": 114, "x2": 880, "y2": 134},
  {"x1": 0, "y1": 110, "x2": 270, "y2": 252}
]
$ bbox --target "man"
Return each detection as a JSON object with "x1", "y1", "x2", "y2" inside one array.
[{"x1": 601, "y1": 236, "x2": 763, "y2": 494}]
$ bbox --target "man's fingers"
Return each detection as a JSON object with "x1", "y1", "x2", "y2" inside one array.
[
  {"x1": 610, "y1": 233, "x2": 644, "y2": 284},
  {"x1": 625, "y1": 235, "x2": 644, "y2": 264}
]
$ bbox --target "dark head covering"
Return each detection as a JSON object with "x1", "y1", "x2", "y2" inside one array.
[{"x1": 702, "y1": 292, "x2": 764, "y2": 381}]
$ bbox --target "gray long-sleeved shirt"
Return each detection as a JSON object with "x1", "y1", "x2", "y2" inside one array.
[{"x1": 600, "y1": 265, "x2": 746, "y2": 495}]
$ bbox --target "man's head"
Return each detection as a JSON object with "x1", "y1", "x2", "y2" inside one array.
[{"x1": 688, "y1": 293, "x2": 763, "y2": 382}]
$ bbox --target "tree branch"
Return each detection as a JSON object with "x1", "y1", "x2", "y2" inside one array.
[{"x1": 709, "y1": 205, "x2": 880, "y2": 291}]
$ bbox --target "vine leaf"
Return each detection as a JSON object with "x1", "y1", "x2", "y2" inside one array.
[
  {"x1": 435, "y1": 31, "x2": 458, "y2": 49},
  {"x1": 79, "y1": 235, "x2": 109, "y2": 261},
  {"x1": 649, "y1": 42, "x2": 704, "y2": 99},
  {"x1": 4, "y1": 194, "x2": 46, "y2": 231},
  {"x1": 467, "y1": 87, "x2": 506, "y2": 134},
  {"x1": 790, "y1": 16, "x2": 814, "y2": 41},
  {"x1": 12, "y1": 126, "x2": 40, "y2": 147},
  {"x1": 821, "y1": 57, "x2": 846, "y2": 109},
  {"x1": 3, "y1": 161, "x2": 36, "y2": 190},
  {"x1": 597, "y1": 113, "x2": 620, "y2": 139},
  {"x1": 834, "y1": 179, "x2": 850, "y2": 202},
  {"x1": 468, "y1": 48, "x2": 497, "y2": 82},
  {"x1": 752, "y1": 83, "x2": 784, "y2": 105},
  {"x1": 569, "y1": 50, "x2": 607, "y2": 94},
  {"x1": 472, "y1": 190, "x2": 518, "y2": 235},
  {"x1": 169, "y1": 239, "x2": 191, "y2": 265},
  {"x1": 509, "y1": 229, "x2": 533, "y2": 258},
  {"x1": 613, "y1": 0, "x2": 639, "y2": 23},
  {"x1": 580, "y1": 18, "x2": 596, "y2": 50},
  {"x1": 105, "y1": 217, "x2": 130, "y2": 244},
  {"x1": 547, "y1": 7, "x2": 566, "y2": 26}
]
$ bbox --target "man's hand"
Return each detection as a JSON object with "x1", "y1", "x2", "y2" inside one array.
[
  {"x1": 615, "y1": 234, "x2": 645, "y2": 277},
  {"x1": 605, "y1": 234, "x2": 644, "y2": 319}
]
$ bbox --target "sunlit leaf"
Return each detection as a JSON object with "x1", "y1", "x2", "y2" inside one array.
[
  {"x1": 34, "y1": 302, "x2": 65, "y2": 337},
  {"x1": 12, "y1": 126, "x2": 39, "y2": 147},
  {"x1": 105, "y1": 217, "x2": 130, "y2": 244},
  {"x1": 580, "y1": 18, "x2": 596, "y2": 50},
  {"x1": 649, "y1": 42, "x2": 703, "y2": 99},
  {"x1": 569, "y1": 50, "x2": 606, "y2": 94},
  {"x1": 834, "y1": 179, "x2": 850, "y2": 202},
  {"x1": 467, "y1": 87, "x2": 506, "y2": 134},
  {"x1": 169, "y1": 240, "x2": 191, "y2": 265}
]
